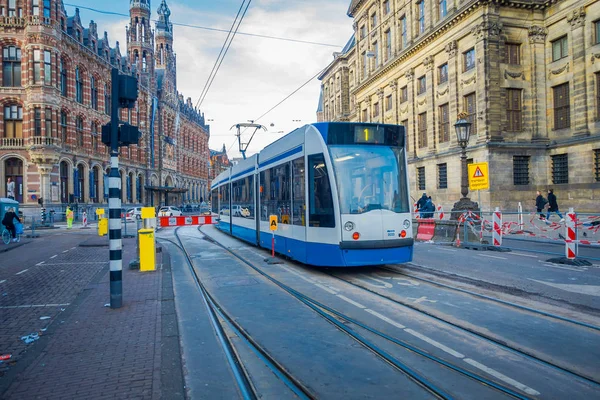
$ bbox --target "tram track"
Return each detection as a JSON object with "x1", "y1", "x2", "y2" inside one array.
[
  {"x1": 192, "y1": 225, "x2": 548, "y2": 400},
  {"x1": 165, "y1": 228, "x2": 315, "y2": 400},
  {"x1": 326, "y1": 266, "x2": 600, "y2": 387}
]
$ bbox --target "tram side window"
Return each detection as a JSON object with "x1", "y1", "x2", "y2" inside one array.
[
  {"x1": 292, "y1": 157, "x2": 305, "y2": 226},
  {"x1": 231, "y1": 176, "x2": 254, "y2": 218},
  {"x1": 211, "y1": 189, "x2": 219, "y2": 214},
  {"x1": 219, "y1": 184, "x2": 230, "y2": 216},
  {"x1": 308, "y1": 154, "x2": 335, "y2": 228},
  {"x1": 260, "y1": 164, "x2": 291, "y2": 223}
]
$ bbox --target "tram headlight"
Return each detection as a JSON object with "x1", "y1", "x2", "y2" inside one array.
[
  {"x1": 344, "y1": 221, "x2": 355, "y2": 231},
  {"x1": 403, "y1": 219, "x2": 411, "y2": 229}
]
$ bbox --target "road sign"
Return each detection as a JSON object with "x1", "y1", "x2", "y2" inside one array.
[
  {"x1": 270, "y1": 215, "x2": 278, "y2": 231},
  {"x1": 468, "y1": 162, "x2": 489, "y2": 191}
]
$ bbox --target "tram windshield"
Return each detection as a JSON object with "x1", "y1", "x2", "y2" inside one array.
[{"x1": 329, "y1": 145, "x2": 409, "y2": 214}]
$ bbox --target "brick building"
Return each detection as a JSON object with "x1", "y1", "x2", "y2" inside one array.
[
  {"x1": 208, "y1": 144, "x2": 230, "y2": 189},
  {"x1": 318, "y1": 0, "x2": 600, "y2": 212},
  {"x1": 0, "y1": 0, "x2": 210, "y2": 213}
]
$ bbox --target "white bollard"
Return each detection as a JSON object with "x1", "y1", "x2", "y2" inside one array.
[
  {"x1": 518, "y1": 202, "x2": 524, "y2": 232},
  {"x1": 437, "y1": 205, "x2": 444, "y2": 220},
  {"x1": 82, "y1": 211, "x2": 88, "y2": 227},
  {"x1": 565, "y1": 208, "x2": 577, "y2": 260},
  {"x1": 493, "y1": 207, "x2": 502, "y2": 247}
]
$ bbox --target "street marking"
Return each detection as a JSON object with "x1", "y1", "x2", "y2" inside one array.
[
  {"x1": 50, "y1": 255, "x2": 57, "y2": 259},
  {"x1": 35, "y1": 261, "x2": 45, "y2": 266},
  {"x1": 407, "y1": 296, "x2": 436, "y2": 304},
  {"x1": 365, "y1": 309, "x2": 406, "y2": 329},
  {"x1": 358, "y1": 274, "x2": 393, "y2": 289},
  {"x1": 539, "y1": 262, "x2": 587, "y2": 272},
  {"x1": 477, "y1": 254, "x2": 507, "y2": 260},
  {"x1": 315, "y1": 283, "x2": 337, "y2": 295},
  {"x1": 0, "y1": 280, "x2": 6, "y2": 284},
  {"x1": 39, "y1": 262, "x2": 107, "y2": 266},
  {"x1": 464, "y1": 358, "x2": 540, "y2": 395},
  {"x1": 70, "y1": 247, "x2": 76, "y2": 250},
  {"x1": 0, "y1": 303, "x2": 70, "y2": 309},
  {"x1": 529, "y1": 279, "x2": 600, "y2": 297},
  {"x1": 405, "y1": 329, "x2": 465, "y2": 358},
  {"x1": 511, "y1": 252, "x2": 538, "y2": 258},
  {"x1": 15, "y1": 269, "x2": 28, "y2": 275},
  {"x1": 62, "y1": 250, "x2": 69, "y2": 253},
  {"x1": 438, "y1": 248, "x2": 457, "y2": 252},
  {"x1": 337, "y1": 295, "x2": 366, "y2": 309},
  {"x1": 281, "y1": 265, "x2": 316, "y2": 284}
]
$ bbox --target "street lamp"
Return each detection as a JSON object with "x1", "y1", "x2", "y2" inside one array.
[{"x1": 451, "y1": 113, "x2": 479, "y2": 219}]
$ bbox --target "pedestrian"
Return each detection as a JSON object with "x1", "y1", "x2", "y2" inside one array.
[
  {"x1": 535, "y1": 190, "x2": 548, "y2": 220},
  {"x1": 424, "y1": 196, "x2": 435, "y2": 218},
  {"x1": 6, "y1": 177, "x2": 15, "y2": 200},
  {"x1": 545, "y1": 189, "x2": 564, "y2": 222},
  {"x1": 66, "y1": 205, "x2": 74, "y2": 229},
  {"x1": 416, "y1": 193, "x2": 427, "y2": 218},
  {"x1": 2, "y1": 207, "x2": 21, "y2": 242}
]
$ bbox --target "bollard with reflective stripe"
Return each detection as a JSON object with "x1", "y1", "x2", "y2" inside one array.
[
  {"x1": 437, "y1": 205, "x2": 444, "y2": 220},
  {"x1": 493, "y1": 207, "x2": 502, "y2": 247},
  {"x1": 565, "y1": 208, "x2": 577, "y2": 260}
]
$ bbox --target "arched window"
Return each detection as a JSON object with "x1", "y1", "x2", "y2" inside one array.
[
  {"x1": 91, "y1": 122, "x2": 98, "y2": 152},
  {"x1": 75, "y1": 66, "x2": 83, "y2": 103},
  {"x1": 59, "y1": 58, "x2": 67, "y2": 96},
  {"x1": 3, "y1": 104, "x2": 23, "y2": 138},
  {"x1": 90, "y1": 75, "x2": 98, "y2": 110},
  {"x1": 2, "y1": 46, "x2": 21, "y2": 87},
  {"x1": 76, "y1": 116, "x2": 83, "y2": 147},
  {"x1": 104, "y1": 84, "x2": 110, "y2": 114}
]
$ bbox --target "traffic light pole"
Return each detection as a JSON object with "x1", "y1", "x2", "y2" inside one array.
[{"x1": 109, "y1": 67, "x2": 123, "y2": 309}]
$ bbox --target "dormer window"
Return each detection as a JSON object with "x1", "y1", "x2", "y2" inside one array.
[{"x1": 76, "y1": 30, "x2": 81, "y2": 42}]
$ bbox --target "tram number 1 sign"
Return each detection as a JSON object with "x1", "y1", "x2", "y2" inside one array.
[{"x1": 270, "y1": 215, "x2": 278, "y2": 231}]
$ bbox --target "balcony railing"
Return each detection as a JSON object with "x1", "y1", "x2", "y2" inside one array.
[
  {"x1": 0, "y1": 16, "x2": 26, "y2": 27},
  {"x1": 27, "y1": 136, "x2": 62, "y2": 147},
  {"x1": 0, "y1": 137, "x2": 24, "y2": 149}
]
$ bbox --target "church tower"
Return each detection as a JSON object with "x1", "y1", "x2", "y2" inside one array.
[
  {"x1": 127, "y1": 0, "x2": 154, "y2": 88},
  {"x1": 155, "y1": 0, "x2": 177, "y2": 101}
]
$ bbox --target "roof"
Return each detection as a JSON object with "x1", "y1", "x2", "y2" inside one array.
[{"x1": 341, "y1": 35, "x2": 355, "y2": 54}]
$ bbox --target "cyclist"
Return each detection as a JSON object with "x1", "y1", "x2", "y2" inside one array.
[{"x1": 2, "y1": 207, "x2": 21, "y2": 242}]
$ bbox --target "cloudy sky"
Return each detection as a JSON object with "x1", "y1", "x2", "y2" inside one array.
[{"x1": 63, "y1": 0, "x2": 354, "y2": 158}]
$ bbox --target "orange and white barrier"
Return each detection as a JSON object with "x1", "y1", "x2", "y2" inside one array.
[
  {"x1": 565, "y1": 209, "x2": 577, "y2": 259},
  {"x1": 159, "y1": 215, "x2": 214, "y2": 227},
  {"x1": 493, "y1": 207, "x2": 502, "y2": 247}
]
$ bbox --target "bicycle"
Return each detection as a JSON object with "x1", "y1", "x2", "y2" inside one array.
[{"x1": 2, "y1": 224, "x2": 22, "y2": 245}]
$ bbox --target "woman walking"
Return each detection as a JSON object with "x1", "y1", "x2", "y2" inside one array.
[{"x1": 545, "y1": 189, "x2": 564, "y2": 222}]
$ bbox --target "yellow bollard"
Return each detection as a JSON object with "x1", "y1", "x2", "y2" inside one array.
[
  {"x1": 98, "y1": 218, "x2": 108, "y2": 236},
  {"x1": 138, "y1": 228, "x2": 156, "y2": 271}
]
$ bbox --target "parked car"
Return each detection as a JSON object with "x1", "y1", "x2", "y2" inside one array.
[
  {"x1": 158, "y1": 206, "x2": 182, "y2": 217},
  {"x1": 125, "y1": 207, "x2": 142, "y2": 220}
]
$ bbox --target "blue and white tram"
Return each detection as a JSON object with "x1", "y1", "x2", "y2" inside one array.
[{"x1": 210, "y1": 122, "x2": 413, "y2": 267}]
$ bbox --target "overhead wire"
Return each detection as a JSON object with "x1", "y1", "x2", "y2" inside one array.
[{"x1": 63, "y1": 3, "x2": 343, "y2": 48}]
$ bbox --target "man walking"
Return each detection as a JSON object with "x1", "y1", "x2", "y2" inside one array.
[
  {"x1": 535, "y1": 190, "x2": 547, "y2": 220},
  {"x1": 416, "y1": 193, "x2": 428, "y2": 218},
  {"x1": 545, "y1": 189, "x2": 564, "y2": 222},
  {"x1": 6, "y1": 177, "x2": 15, "y2": 200}
]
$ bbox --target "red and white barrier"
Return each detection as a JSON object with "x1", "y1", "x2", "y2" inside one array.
[
  {"x1": 493, "y1": 207, "x2": 502, "y2": 247},
  {"x1": 159, "y1": 215, "x2": 214, "y2": 227},
  {"x1": 413, "y1": 202, "x2": 420, "y2": 219},
  {"x1": 565, "y1": 208, "x2": 577, "y2": 259},
  {"x1": 437, "y1": 205, "x2": 445, "y2": 220}
]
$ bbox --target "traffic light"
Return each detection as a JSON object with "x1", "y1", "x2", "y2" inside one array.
[
  {"x1": 40, "y1": 207, "x2": 46, "y2": 224},
  {"x1": 101, "y1": 123, "x2": 140, "y2": 147}
]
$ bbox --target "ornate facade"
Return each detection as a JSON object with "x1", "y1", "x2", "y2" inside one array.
[
  {"x1": 319, "y1": 0, "x2": 600, "y2": 212},
  {"x1": 0, "y1": 0, "x2": 210, "y2": 211}
]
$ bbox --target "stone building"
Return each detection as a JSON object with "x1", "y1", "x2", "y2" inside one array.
[
  {"x1": 0, "y1": 0, "x2": 210, "y2": 213},
  {"x1": 318, "y1": 0, "x2": 600, "y2": 212}
]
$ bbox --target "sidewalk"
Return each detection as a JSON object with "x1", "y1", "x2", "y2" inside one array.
[{"x1": 0, "y1": 237, "x2": 184, "y2": 399}]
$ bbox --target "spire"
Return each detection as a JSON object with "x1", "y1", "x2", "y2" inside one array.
[{"x1": 157, "y1": 0, "x2": 172, "y2": 33}]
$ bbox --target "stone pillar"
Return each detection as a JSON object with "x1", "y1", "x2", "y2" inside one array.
[
  {"x1": 567, "y1": 7, "x2": 589, "y2": 136},
  {"x1": 445, "y1": 40, "x2": 459, "y2": 147},
  {"x1": 377, "y1": 88, "x2": 384, "y2": 122},
  {"x1": 423, "y1": 54, "x2": 436, "y2": 153},
  {"x1": 28, "y1": 148, "x2": 60, "y2": 206},
  {"x1": 405, "y1": 68, "x2": 416, "y2": 157},
  {"x1": 528, "y1": 25, "x2": 549, "y2": 142},
  {"x1": 131, "y1": 173, "x2": 137, "y2": 204},
  {"x1": 38, "y1": 165, "x2": 52, "y2": 206}
]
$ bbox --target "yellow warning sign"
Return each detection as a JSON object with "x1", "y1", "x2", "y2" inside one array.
[
  {"x1": 269, "y1": 215, "x2": 278, "y2": 231},
  {"x1": 468, "y1": 162, "x2": 489, "y2": 191}
]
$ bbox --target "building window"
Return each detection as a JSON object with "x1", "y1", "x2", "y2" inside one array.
[
  {"x1": 385, "y1": 30, "x2": 392, "y2": 60},
  {"x1": 76, "y1": 30, "x2": 81, "y2": 42},
  {"x1": 91, "y1": 122, "x2": 98, "y2": 152},
  {"x1": 552, "y1": 36, "x2": 568, "y2": 62},
  {"x1": 595, "y1": 149, "x2": 600, "y2": 182},
  {"x1": 400, "y1": 16, "x2": 407, "y2": 49},
  {"x1": 371, "y1": 12, "x2": 377, "y2": 29},
  {"x1": 76, "y1": 116, "x2": 84, "y2": 147},
  {"x1": 76, "y1": 67, "x2": 84, "y2": 104},
  {"x1": 595, "y1": 21, "x2": 600, "y2": 44},
  {"x1": 360, "y1": 25, "x2": 366, "y2": 39},
  {"x1": 2, "y1": 46, "x2": 21, "y2": 87},
  {"x1": 91, "y1": 75, "x2": 98, "y2": 110},
  {"x1": 362, "y1": 108, "x2": 368, "y2": 121},
  {"x1": 373, "y1": 41, "x2": 379, "y2": 66},
  {"x1": 400, "y1": 86, "x2": 408, "y2": 103},
  {"x1": 553, "y1": 83, "x2": 570, "y2": 130},
  {"x1": 505, "y1": 43, "x2": 521, "y2": 65},
  {"x1": 44, "y1": 50, "x2": 51, "y2": 84},
  {"x1": 437, "y1": 0, "x2": 447, "y2": 20},
  {"x1": 373, "y1": 102, "x2": 380, "y2": 117},
  {"x1": 463, "y1": 48, "x2": 475, "y2": 72},
  {"x1": 418, "y1": 112, "x2": 427, "y2": 148},
  {"x1": 513, "y1": 156, "x2": 530, "y2": 185},
  {"x1": 437, "y1": 163, "x2": 447, "y2": 189},
  {"x1": 551, "y1": 154, "x2": 568, "y2": 184},
  {"x1": 44, "y1": 108, "x2": 52, "y2": 137},
  {"x1": 385, "y1": 95, "x2": 392, "y2": 111},
  {"x1": 596, "y1": 74, "x2": 600, "y2": 121},
  {"x1": 34, "y1": 49, "x2": 42, "y2": 84},
  {"x1": 60, "y1": 58, "x2": 67, "y2": 96},
  {"x1": 506, "y1": 89, "x2": 522, "y2": 132},
  {"x1": 104, "y1": 84, "x2": 110, "y2": 114},
  {"x1": 417, "y1": 1, "x2": 425, "y2": 34},
  {"x1": 8, "y1": 0, "x2": 15, "y2": 16},
  {"x1": 417, "y1": 166, "x2": 426, "y2": 190},
  {"x1": 43, "y1": 0, "x2": 50, "y2": 18},
  {"x1": 417, "y1": 75, "x2": 426, "y2": 95},
  {"x1": 401, "y1": 119, "x2": 409, "y2": 152},
  {"x1": 464, "y1": 92, "x2": 477, "y2": 134},
  {"x1": 362, "y1": 51, "x2": 368, "y2": 77},
  {"x1": 34, "y1": 108, "x2": 42, "y2": 136},
  {"x1": 438, "y1": 103, "x2": 449, "y2": 143},
  {"x1": 32, "y1": 0, "x2": 39, "y2": 15},
  {"x1": 383, "y1": 0, "x2": 390, "y2": 15},
  {"x1": 3, "y1": 105, "x2": 23, "y2": 138},
  {"x1": 60, "y1": 111, "x2": 67, "y2": 143},
  {"x1": 438, "y1": 63, "x2": 448, "y2": 84}
]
